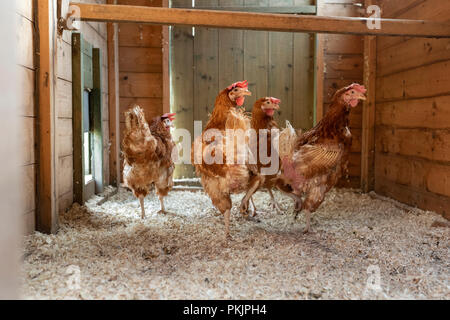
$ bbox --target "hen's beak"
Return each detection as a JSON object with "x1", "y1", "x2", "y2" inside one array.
[
  {"x1": 358, "y1": 92, "x2": 367, "y2": 101},
  {"x1": 242, "y1": 89, "x2": 252, "y2": 97}
]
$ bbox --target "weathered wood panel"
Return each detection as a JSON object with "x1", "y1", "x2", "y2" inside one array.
[
  {"x1": 119, "y1": 72, "x2": 163, "y2": 98},
  {"x1": 317, "y1": 1, "x2": 364, "y2": 188},
  {"x1": 375, "y1": 0, "x2": 450, "y2": 218},
  {"x1": 171, "y1": 0, "x2": 195, "y2": 178},
  {"x1": 119, "y1": 47, "x2": 162, "y2": 73}
]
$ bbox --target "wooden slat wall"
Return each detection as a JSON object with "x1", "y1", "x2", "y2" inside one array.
[
  {"x1": 318, "y1": 0, "x2": 365, "y2": 188},
  {"x1": 16, "y1": 0, "x2": 37, "y2": 234},
  {"x1": 117, "y1": 0, "x2": 165, "y2": 180},
  {"x1": 55, "y1": 0, "x2": 110, "y2": 213},
  {"x1": 172, "y1": 0, "x2": 315, "y2": 178},
  {"x1": 375, "y1": 0, "x2": 450, "y2": 219}
]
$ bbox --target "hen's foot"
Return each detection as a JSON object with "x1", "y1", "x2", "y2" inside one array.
[
  {"x1": 269, "y1": 201, "x2": 283, "y2": 214},
  {"x1": 157, "y1": 210, "x2": 166, "y2": 215}
]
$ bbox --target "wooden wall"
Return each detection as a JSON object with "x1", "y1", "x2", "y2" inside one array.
[
  {"x1": 16, "y1": 0, "x2": 37, "y2": 234},
  {"x1": 55, "y1": 0, "x2": 110, "y2": 214},
  {"x1": 172, "y1": 0, "x2": 315, "y2": 178},
  {"x1": 317, "y1": 0, "x2": 365, "y2": 188},
  {"x1": 375, "y1": 0, "x2": 450, "y2": 219},
  {"x1": 117, "y1": 0, "x2": 165, "y2": 180}
]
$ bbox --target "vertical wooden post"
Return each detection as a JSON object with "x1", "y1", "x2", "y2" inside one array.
[
  {"x1": 36, "y1": 0, "x2": 58, "y2": 233},
  {"x1": 314, "y1": 0, "x2": 324, "y2": 124},
  {"x1": 162, "y1": 0, "x2": 170, "y2": 114},
  {"x1": 107, "y1": 0, "x2": 120, "y2": 186},
  {"x1": 361, "y1": 0, "x2": 377, "y2": 192},
  {"x1": 71, "y1": 33, "x2": 85, "y2": 204},
  {"x1": 92, "y1": 48, "x2": 104, "y2": 193}
]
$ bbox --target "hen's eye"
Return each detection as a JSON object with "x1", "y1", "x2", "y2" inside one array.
[{"x1": 234, "y1": 88, "x2": 238, "y2": 92}]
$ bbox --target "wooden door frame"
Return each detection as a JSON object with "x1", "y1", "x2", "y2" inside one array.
[
  {"x1": 72, "y1": 33, "x2": 104, "y2": 204},
  {"x1": 36, "y1": 0, "x2": 58, "y2": 233}
]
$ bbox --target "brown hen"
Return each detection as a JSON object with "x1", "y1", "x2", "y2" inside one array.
[
  {"x1": 122, "y1": 106, "x2": 176, "y2": 218},
  {"x1": 192, "y1": 80, "x2": 262, "y2": 238},
  {"x1": 278, "y1": 84, "x2": 367, "y2": 233}
]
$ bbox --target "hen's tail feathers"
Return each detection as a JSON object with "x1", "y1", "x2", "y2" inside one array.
[
  {"x1": 125, "y1": 105, "x2": 147, "y2": 131},
  {"x1": 122, "y1": 105, "x2": 156, "y2": 162},
  {"x1": 279, "y1": 120, "x2": 299, "y2": 159}
]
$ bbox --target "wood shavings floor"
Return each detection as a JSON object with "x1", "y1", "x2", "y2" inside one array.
[{"x1": 22, "y1": 188, "x2": 449, "y2": 299}]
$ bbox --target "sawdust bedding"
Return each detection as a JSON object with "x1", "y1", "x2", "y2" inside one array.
[{"x1": 21, "y1": 187, "x2": 449, "y2": 299}]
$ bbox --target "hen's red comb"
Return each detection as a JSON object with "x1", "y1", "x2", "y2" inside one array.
[
  {"x1": 269, "y1": 97, "x2": 281, "y2": 105},
  {"x1": 346, "y1": 83, "x2": 367, "y2": 94},
  {"x1": 227, "y1": 80, "x2": 248, "y2": 90},
  {"x1": 162, "y1": 113, "x2": 176, "y2": 121}
]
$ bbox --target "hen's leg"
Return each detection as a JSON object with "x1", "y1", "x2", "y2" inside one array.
[
  {"x1": 139, "y1": 195, "x2": 145, "y2": 219},
  {"x1": 267, "y1": 189, "x2": 283, "y2": 213},
  {"x1": 224, "y1": 209, "x2": 231, "y2": 240},
  {"x1": 250, "y1": 197, "x2": 257, "y2": 217},
  {"x1": 240, "y1": 175, "x2": 263, "y2": 216},
  {"x1": 209, "y1": 193, "x2": 233, "y2": 240},
  {"x1": 158, "y1": 195, "x2": 166, "y2": 214},
  {"x1": 155, "y1": 185, "x2": 170, "y2": 214},
  {"x1": 303, "y1": 210, "x2": 311, "y2": 234}
]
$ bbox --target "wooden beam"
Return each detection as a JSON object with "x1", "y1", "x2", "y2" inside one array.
[
  {"x1": 361, "y1": 33, "x2": 376, "y2": 192},
  {"x1": 92, "y1": 48, "x2": 104, "y2": 194},
  {"x1": 175, "y1": 5, "x2": 317, "y2": 14},
  {"x1": 107, "y1": 0, "x2": 120, "y2": 186},
  {"x1": 71, "y1": 33, "x2": 84, "y2": 204},
  {"x1": 68, "y1": 2, "x2": 450, "y2": 38},
  {"x1": 162, "y1": 0, "x2": 170, "y2": 114},
  {"x1": 36, "y1": 0, "x2": 58, "y2": 233},
  {"x1": 314, "y1": 1, "x2": 324, "y2": 124}
]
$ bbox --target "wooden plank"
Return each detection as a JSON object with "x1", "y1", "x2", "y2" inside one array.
[
  {"x1": 293, "y1": 24, "x2": 314, "y2": 130},
  {"x1": 375, "y1": 152, "x2": 450, "y2": 209},
  {"x1": 83, "y1": 53, "x2": 93, "y2": 88},
  {"x1": 71, "y1": 32, "x2": 84, "y2": 205},
  {"x1": 118, "y1": 23, "x2": 162, "y2": 47},
  {"x1": 243, "y1": 0, "x2": 269, "y2": 112},
  {"x1": 69, "y1": 2, "x2": 450, "y2": 38},
  {"x1": 268, "y1": 0, "x2": 293, "y2": 126},
  {"x1": 58, "y1": 155, "x2": 73, "y2": 196},
  {"x1": 218, "y1": 0, "x2": 244, "y2": 91},
  {"x1": 56, "y1": 38, "x2": 72, "y2": 82},
  {"x1": 376, "y1": 60, "x2": 450, "y2": 102},
  {"x1": 107, "y1": 0, "x2": 120, "y2": 186},
  {"x1": 119, "y1": 97, "x2": 163, "y2": 122},
  {"x1": 361, "y1": 10, "x2": 376, "y2": 193},
  {"x1": 18, "y1": 67, "x2": 35, "y2": 117},
  {"x1": 16, "y1": 0, "x2": 34, "y2": 21},
  {"x1": 162, "y1": 0, "x2": 170, "y2": 114},
  {"x1": 36, "y1": 0, "x2": 57, "y2": 233},
  {"x1": 375, "y1": 95, "x2": 450, "y2": 129},
  {"x1": 375, "y1": 126, "x2": 450, "y2": 163},
  {"x1": 375, "y1": 175, "x2": 450, "y2": 220},
  {"x1": 92, "y1": 48, "x2": 104, "y2": 193},
  {"x1": 314, "y1": 0, "x2": 324, "y2": 123},
  {"x1": 57, "y1": 118, "x2": 72, "y2": 158},
  {"x1": 377, "y1": 37, "x2": 450, "y2": 77},
  {"x1": 21, "y1": 117, "x2": 36, "y2": 166},
  {"x1": 177, "y1": 5, "x2": 316, "y2": 13},
  {"x1": 172, "y1": 0, "x2": 195, "y2": 178},
  {"x1": 119, "y1": 47, "x2": 162, "y2": 73},
  {"x1": 22, "y1": 164, "x2": 36, "y2": 214},
  {"x1": 324, "y1": 34, "x2": 363, "y2": 55},
  {"x1": 16, "y1": 14, "x2": 34, "y2": 69},
  {"x1": 56, "y1": 78, "x2": 73, "y2": 118},
  {"x1": 119, "y1": 72, "x2": 163, "y2": 98},
  {"x1": 324, "y1": 55, "x2": 363, "y2": 79},
  {"x1": 193, "y1": 1, "x2": 219, "y2": 125}
]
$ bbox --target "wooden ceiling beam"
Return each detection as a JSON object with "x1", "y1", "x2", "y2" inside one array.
[{"x1": 67, "y1": 2, "x2": 450, "y2": 38}]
